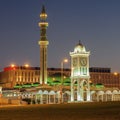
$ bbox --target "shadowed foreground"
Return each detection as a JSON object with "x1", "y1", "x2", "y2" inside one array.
[{"x1": 0, "y1": 102, "x2": 120, "y2": 120}]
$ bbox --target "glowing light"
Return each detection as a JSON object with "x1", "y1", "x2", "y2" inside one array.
[
  {"x1": 24, "y1": 64, "x2": 29, "y2": 68},
  {"x1": 40, "y1": 13, "x2": 47, "y2": 18},
  {"x1": 63, "y1": 59, "x2": 68, "y2": 63},
  {"x1": 11, "y1": 64, "x2": 15, "y2": 67},
  {"x1": 89, "y1": 80, "x2": 92, "y2": 83},
  {"x1": 63, "y1": 76, "x2": 66, "y2": 79},
  {"x1": 114, "y1": 72, "x2": 118, "y2": 76},
  {"x1": 39, "y1": 22, "x2": 48, "y2": 26}
]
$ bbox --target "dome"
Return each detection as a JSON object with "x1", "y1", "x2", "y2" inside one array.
[{"x1": 74, "y1": 42, "x2": 86, "y2": 53}]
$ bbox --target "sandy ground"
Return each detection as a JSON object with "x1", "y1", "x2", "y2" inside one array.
[{"x1": 0, "y1": 101, "x2": 120, "y2": 120}]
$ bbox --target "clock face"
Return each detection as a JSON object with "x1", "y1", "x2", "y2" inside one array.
[
  {"x1": 80, "y1": 58, "x2": 87, "y2": 66},
  {"x1": 73, "y1": 58, "x2": 77, "y2": 67}
]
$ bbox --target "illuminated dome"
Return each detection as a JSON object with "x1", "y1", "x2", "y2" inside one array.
[{"x1": 74, "y1": 41, "x2": 86, "y2": 53}]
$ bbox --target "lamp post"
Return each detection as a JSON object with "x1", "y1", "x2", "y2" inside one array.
[
  {"x1": 60, "y1": 58, "x2": 68, "y2": 103},
  {"x1": 113, "y1": 72, "x2": 118, "y2": 88}
]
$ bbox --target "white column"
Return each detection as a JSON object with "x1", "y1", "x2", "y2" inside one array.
[
  {"x1": 111, "y1": 94, "x2": 114, "y2": 101},
  {"x1": 58, "y1": 93, "x2": 60, "y2": 104},
  {"x1": 87, "y1": 90, "x2": 90, "y2": 101},
  {"x1": 48, "y1": 95, "x2": 50, "y2": 104},
  {"x1": 80, "y1": 84, "x2": 83, "y2": 101},
  {"x1": 40, "y1": 95, "x2": 43, "y2": 104},
  {"x1": 105, "y1": 94, "x2": 107, "y2": 101},
  {"x1": 69, "y1": 94, "x2": 71, "y2": 102},
  {"x1": 47, "y1": 95, "x2": 48, "y2": 104},
  {"x1": 62, "y1": 93, "x2": 63, "y2": 103},
  {"x1": 86, "y1": 80, "x2": 90, "y2": 101},
  {"x1": 77, "y1": 80, "x2": 81, "y2": 101},
  {"x1": 35, "y1": 95, "x2": 37, "y2": 104},
  {"x1": 102, "y1": 95, "x2": 103, "y2": 101},
  {"x1": 54, "y1": 95, "x2": 55, "y2": 104},
  {"x1": 97, "y1": 94, "x2": 99, "y2": 102},
  {"x1": 71, "y1": 80, "x2": 74, "y2": 102}
]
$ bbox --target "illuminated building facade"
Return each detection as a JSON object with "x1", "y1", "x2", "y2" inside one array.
[{"x1": 0, "y1": 66, "x2": 120, "y2": 89}]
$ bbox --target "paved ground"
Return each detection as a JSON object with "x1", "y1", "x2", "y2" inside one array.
[{"x1": 0, "y1": 101, "x2": 120, "y2": 120}]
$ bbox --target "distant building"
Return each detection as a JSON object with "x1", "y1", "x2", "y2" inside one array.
[
  {"x1": 0, "y1": 66, "x2": 120, "y2": 89},
  {"x1": 89, "y1": 67, "x2": 111, "y2": 73}
]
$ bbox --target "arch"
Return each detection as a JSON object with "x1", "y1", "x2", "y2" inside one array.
[
  {"x1": 104, "y1": 90, "x2": 112, "y2": 101},
  {"x1": 73, "y1": 79, "x2": 77, "y2": 85},
  {"x1": 105, "y1": 90, "x2": 112, "y2": 94},
  {"x1": 113, "y1": 90, "x2": 118, "y2": 94},
  {"x1": 43, "y1": 90, "x2": 48, "y2": 95},
  {"x1": 56, "y1": 91, "x2": 61, "y2": 94},
  {"x1": 49, "y1": 90, "x2": 56, "y2": 95},
  {"x1": 112, "y1": 90, "x2": 120, "y2": 101},
  {"x1": 97, "y1": 91, "x2": 104, "y2": 95},
  {"x1": 90, "y1": 91, "x2": 97, "y2": 101},
  {"x1": 80, "y1": 79, "x2": 87, "y2": 84},
  {"x1": 38, "y1": 90, "x2": 43, "y2": 94},
  {"x1": 90, "y1": 91, "x2": 96, "y2": 95},
  {"x1": 97, "y1": 91, "x2": 104, "y2": 102},
  {"x1": 118, "y1": 90, "x2": 120, "y2": 94},
  {"x1": 64, "y1": 91, "x2": 71, "y2": 95},
  {"x1": 63, "y1": 91, "x2": 71, "y2": 102}
]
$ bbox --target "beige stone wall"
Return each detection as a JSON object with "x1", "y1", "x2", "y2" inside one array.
[{"x1": 0, "y1": 98, "x2": 21, "y2": 105}]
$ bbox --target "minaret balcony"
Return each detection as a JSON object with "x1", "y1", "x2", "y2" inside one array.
[
  {"x1": 39, "y1": 22, "x2": 48, "y2": 27},
  {"x1": 38, "y1": 41, "x2": 49, "y2": 45}
]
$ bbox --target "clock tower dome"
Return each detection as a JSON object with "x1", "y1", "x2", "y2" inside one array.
[{"x1": 70, "y1": 41, "x2": 90, "y2": 102}]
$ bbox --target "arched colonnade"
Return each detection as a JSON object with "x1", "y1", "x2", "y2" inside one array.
[{"x1": 91, "y1": 90, "x2": 120, "y2": 102}]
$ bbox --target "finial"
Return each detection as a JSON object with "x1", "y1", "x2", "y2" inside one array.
[
  {"x1": 40, "y1": 5, "x2": 48, "y2": 20},
  {"x1": 78, "y1": 40, "x2": 83, "y2": 46},
  {"x1": 41, "y1": 5, "x2": 46, "y2": 14}
]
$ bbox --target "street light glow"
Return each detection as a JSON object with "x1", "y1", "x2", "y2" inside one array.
[
  {"x1": 24, "y1": 64, "x2": 29, "y2": 67},
  {"x1": 11, "y1": 64, "x2": 15, "y2": 67},
  {"x1": 63, "y1": 59, "x2": 68, "y2": 63},
  {"x1": 114, "y1": 72, "x2": 118, "y2": 76}
]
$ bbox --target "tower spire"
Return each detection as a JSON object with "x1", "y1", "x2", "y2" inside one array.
[
  {"x1": 38, "y1": 6, "x2": 49, "y2": 85},
  {"x1": 78, "y1": 40, "x2": 83, "y2": 46},
  {"x1": 41, "y1": 5, "x2": 46, "y2": 14}
]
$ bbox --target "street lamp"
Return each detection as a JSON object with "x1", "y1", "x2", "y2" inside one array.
[
  {"x1": 11, "y1": 64, "x2": 15, "y2": 68},
  {"x1": 113, "y1": 72, "x2": 118, "y2": 88},
  {"x1": 61, "y1": 59, "x2": 68, "y2": 84},
  {"x1": 60, "y1": 58, "x2": 68, "y2": 103},
  {"x1": 24, "y1": 64, "x2": 29, "y2": 68},
  {"x1": 114, "y1": 72, "x2": 118, "y2": 76}
]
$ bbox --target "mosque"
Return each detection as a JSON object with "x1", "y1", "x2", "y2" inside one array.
[{"x1": 0, "y1": 6, "x2": 120, "y2": 105}]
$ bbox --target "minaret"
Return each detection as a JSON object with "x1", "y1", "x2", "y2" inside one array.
[{"x1": 38, "y1": 5, "x2": 49, "y2": 85}]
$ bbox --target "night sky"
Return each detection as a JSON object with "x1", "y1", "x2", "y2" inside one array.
[{"x1": 0, "y1": 0, "x2": 120, "y2": 72}]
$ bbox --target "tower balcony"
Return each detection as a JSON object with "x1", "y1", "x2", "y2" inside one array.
[
  {"x1": 39, "y1": 22, "x2": 48, "y2": 27},
  {"x1": 38, "y1": 41, "x2": 49, "y2": 45}
]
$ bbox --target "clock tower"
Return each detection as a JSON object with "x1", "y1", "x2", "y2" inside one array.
[{"x1": 70, "y1": 41, "x2": 90, "y2": 102}]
